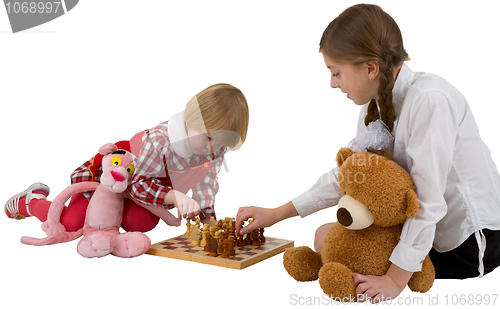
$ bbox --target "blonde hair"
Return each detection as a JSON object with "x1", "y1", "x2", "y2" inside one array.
[
  {"x1": 319, "y1": 4, "x2": 409, "y2": 133},
  {"x1": 183, "y1": 83, "x2": 249, "y2": 150}
]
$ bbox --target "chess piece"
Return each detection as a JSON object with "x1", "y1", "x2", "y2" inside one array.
[
  {"x1": 188, "y1": 224, "x2": 195, "y2": 241},
  {"x1": 185, "y1": 218, "x2": 191, "y2": 237},
  {"x1": 259, "y1": 228, "x2": 266, "y2": 243},
  {"x1": 217, "y1": 219, "x2": 223, "y2": 231},
  {"x1": 245, "y1": 228, "x2": 253, "y2": 245},
  {"x1": 191, "y1": 226, "x2": 201, "y2": 246},
  {"x1": 251, "y1": 229, "x2": 261, "y2": 246},
  {"x1": 209, "y1": 217, "x2": 215, "y2": 227},
  {"x1": 209, "y1": 225, "x2": 217, "y2": 237},
  {"x1": 228, "y1": 222, "x2": 235, "y2": 241},
  {"x1": 208, "y1": 236, "x2": 218, "y2": 257},
  {"x1": 230, "y1": 220, "x2": 237, "y2": 240},
  {"x1": 194, "y1": 217, "x2": 201, "y2": 230},
  {"x1": 215, "y1": 229, "x2": 221, "y2": 242},
  {"x1": 218, "y1": 230, "x2": 226, "y2": 253},
  {"x1": 228, "y1": 234, "x2": 236, "y2": 256},
  {"x1": 204, "y1": 233, "x2": 212, "y2": 252},
  {"x1": 223, "y1": 217, "x2": 231, "y2": 230},
  {"x1": 221, "y1": 239, "x2": 230, "y2": 258},
  {"x1": 237, "y1": 224, "x2": 246, "y2": 247},
  {"x1": 200, "y1": 223, "x2": 209, "y2": 247}
]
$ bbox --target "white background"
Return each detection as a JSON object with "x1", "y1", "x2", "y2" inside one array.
[{"x1": 1, "y1": 1, "x2": 499, "y2": 308}]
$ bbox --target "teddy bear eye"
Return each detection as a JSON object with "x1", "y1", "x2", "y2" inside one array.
[{"x1": 111, "y1": 156, "x2": 122, "y2": 167}]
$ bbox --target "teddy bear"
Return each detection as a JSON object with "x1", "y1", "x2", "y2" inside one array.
[
  {"x1": 20, "y1": 143, "x2": 151, "y2": 258},
  {"x1": 283, "y1": 147, "x2": 435, "y2": 302}
]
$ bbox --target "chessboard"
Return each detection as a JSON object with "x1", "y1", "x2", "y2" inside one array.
[
  {"x1": 145, "y1": 217, "x2": 294, "y2": 269},
  {"x1": 146, "y1": 235, "x2": 293, "y2": 269}
]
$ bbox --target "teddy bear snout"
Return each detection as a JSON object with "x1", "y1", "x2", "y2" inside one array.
[
  {"x1": 337, "y1": 208, "x2": 353, "y2": 227},
  {"x1": 337, "y1": 195, "x2": 374, "y2": 230}
]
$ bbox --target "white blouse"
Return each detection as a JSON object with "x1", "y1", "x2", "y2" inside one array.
[{"x1": 292, "y1": 63, "x2": 500, "y2": 275}]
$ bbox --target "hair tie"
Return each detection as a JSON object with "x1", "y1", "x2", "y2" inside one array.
[{"x1": 348, "y1": 119, "x2": 394, "y2": 153}]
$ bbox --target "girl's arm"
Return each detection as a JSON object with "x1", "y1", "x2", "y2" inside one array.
[
  {"x1": 235, "y1": 201, "x2": 299, "y2": 235},
  {"x1": 236, "y1": 165, "x2": 342, "y2": 234},
  {"x1": 129, "y1": 129, "x2": 172, "y2": 207},
  {"x1": 190, "y1": 148, "x2": 226, "y2": 223}
]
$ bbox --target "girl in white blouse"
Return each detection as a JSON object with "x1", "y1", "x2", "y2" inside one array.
[{"x1": 236, "y1": 3, "x2": 500, "y2": 303}]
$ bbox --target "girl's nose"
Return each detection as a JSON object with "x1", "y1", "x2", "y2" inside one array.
[{"x1": 331, "y1": 77, "x2": 339, "y2": 89}]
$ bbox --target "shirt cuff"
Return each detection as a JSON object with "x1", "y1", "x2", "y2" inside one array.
[
  {"x1": 389, "y1": 240, "x2": 428, "y2": 272},
  {"x1": 292, "y1": 190, "x2": 322, "y2": 218}
]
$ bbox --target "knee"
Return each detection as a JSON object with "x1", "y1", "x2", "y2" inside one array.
[
  {"x1": 314, "y1": 223, "x2": 334, "y2": 252},
  {"x1": 121, "y1": 202, "x2": 159, "y2": 233}
]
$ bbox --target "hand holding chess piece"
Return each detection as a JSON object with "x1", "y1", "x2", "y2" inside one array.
[{"x1": 235, "y1": 204, "x2": 297, "y2": 236}]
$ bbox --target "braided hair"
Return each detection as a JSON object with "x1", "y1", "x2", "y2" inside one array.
[{"x1": 319, "y1": 4, "x2": 409, "y2": 133}]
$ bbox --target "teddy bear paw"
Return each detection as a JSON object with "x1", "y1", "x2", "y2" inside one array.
[
  {"x1": 319, "y1": 262, "x2": 357, "y2": 302},
  {"x1": 283, "y1": 246, "x2": 323, "y2": 282}
]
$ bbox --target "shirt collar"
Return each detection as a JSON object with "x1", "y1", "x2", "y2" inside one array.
[
  {"x1": 392, "y1": 62, "x2": 414, "y2": 120},
  {"x1": 168, "y1": 112, "x2": 194, "y2": 158}
]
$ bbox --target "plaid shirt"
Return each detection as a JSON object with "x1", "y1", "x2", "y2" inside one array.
[
  {"x1": 70, "y1": 122, "x2": 225, "y2": 220},
  {"x1": 129, "y1": 121, "x2": 225, "y2": 220}
]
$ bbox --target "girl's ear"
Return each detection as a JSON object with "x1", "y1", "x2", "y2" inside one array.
[{"x1": 366, "y1": 61, "x2": 380, "y2": 81}]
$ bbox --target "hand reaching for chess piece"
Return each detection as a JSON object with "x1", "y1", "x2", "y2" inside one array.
[{"x1": 236, "y1": 202, "x2": 299, "y2": 235}]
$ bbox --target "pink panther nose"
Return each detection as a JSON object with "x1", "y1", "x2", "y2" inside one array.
[{"x1": 110, "y1": 170, "x2": 126, "y2": 182}]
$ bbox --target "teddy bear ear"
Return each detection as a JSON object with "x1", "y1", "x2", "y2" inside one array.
[
  {"x1": 405, "y1": 189, "x2": 419, "y2": 218},
  {"x1": 98, "y1": 143, "x2": 118, "y2": 156},
  {"x1": 336, "y1": 147, "x2": 355, "y2": 167}
]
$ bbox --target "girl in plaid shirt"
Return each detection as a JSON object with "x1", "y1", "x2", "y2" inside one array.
[{"x1": 5, "y1": 83, "x2": 249, "y2": 232}]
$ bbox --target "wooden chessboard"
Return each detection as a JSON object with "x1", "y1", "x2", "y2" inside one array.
[{"x1": 146, "y1": 234, "x2": 294, "y2": 270}]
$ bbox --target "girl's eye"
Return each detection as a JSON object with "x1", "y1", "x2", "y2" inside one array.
[{"x1": 332, "y1": 73, "x2": 339, "y2": 77}]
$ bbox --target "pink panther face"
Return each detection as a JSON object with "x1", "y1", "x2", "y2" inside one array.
[{"x1": 100, "y1": 150, "x2": 137, "y2": 193}]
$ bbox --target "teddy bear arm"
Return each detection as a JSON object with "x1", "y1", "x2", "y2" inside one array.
[{"x1": 407, "y1": 254, "x2": 435, "y2": 293}]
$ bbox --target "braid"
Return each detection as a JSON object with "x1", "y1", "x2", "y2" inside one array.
[
  {"x1": 364, "y1": 99, "x2": 379, "y2": 126},
  {"x1": 376, "y1": 53, "x2": 396, "y2": 133},
  {"x1": 363, "y1": 53, "x2": 396, "y2": 133}
]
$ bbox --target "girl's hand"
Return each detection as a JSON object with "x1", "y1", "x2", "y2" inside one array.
[
  {"x1": 353, "y1": 273, "x2": 402, "y2": 303},
  {"x1": 165, "y1": 190, "x2": 200, "y2": 221},
  {"x1": 353, "y1": 264, "x2": 412, "y2": 303},
  {"x1": 235, "y1": 206, "x2": 278, "y2": 235},
  {"x1": 236, "y1": 201, "x2": 299, "y2": 235}
]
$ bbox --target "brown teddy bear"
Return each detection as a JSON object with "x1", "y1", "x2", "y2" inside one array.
[{"x1": 283, "y1": 147, "x2": 435, "y2": 302}]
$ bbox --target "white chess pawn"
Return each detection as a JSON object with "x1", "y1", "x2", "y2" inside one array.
[
  {"x1": 185, "y1": 218, "x2": 191, "y2": 237},
  {"x1": 200, "y1": 223, "x2": 209, "y2": 247}
]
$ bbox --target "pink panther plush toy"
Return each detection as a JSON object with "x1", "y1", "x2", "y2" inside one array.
[{"x1": 21, "y1": 143, "x2": 151, "y2": 258}]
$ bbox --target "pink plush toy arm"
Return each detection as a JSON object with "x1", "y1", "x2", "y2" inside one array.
[{"x1": 41, "y1": 182, "x2": 100, "y2": 236}]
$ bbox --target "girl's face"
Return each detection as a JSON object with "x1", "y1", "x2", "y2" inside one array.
[
  {"x1": 186, "y1": 128, "x2": 226, "y2": 156},
  {"x1": 322, "y1": 53, "x2": 380, "y2": 105}
]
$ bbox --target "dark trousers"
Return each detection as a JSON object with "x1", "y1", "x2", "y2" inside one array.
[{"x1": 429, "y1": 229, "x2": 500, "y2": 279}]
